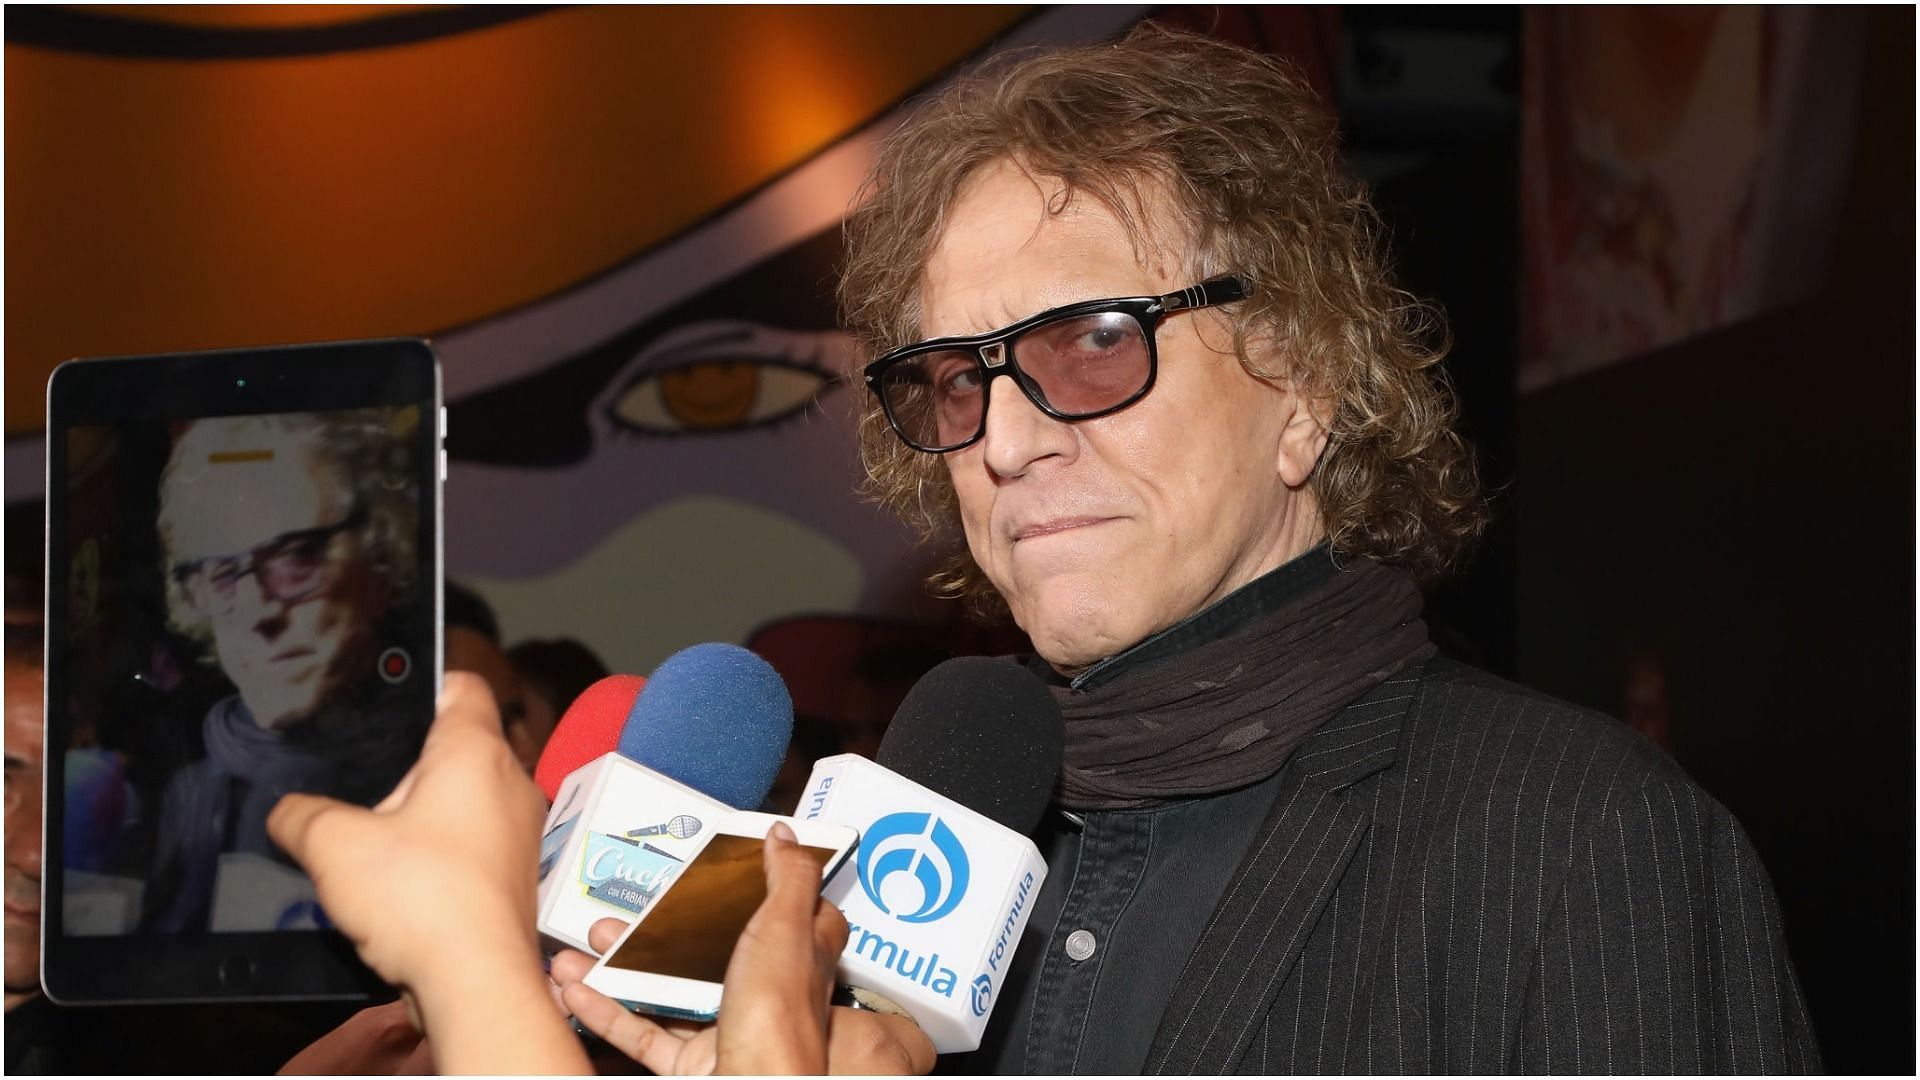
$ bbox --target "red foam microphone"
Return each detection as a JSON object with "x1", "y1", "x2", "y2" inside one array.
[{"x1": 532, "y1": 674, "x2": 647, "y2": 802}]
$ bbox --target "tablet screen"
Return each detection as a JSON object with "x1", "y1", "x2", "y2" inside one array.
[{"x1": 58, "y1": 405, "x2": 432, "y2": 940}]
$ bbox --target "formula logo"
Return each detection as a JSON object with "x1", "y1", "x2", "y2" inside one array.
[
  {"x1": 856, "y1": 812, "x2": 970, "y2": 924},
  {"x1": 803, "y1": 774, "x2": 833, "y2": 819},
  {"x1": 971, "y1": 869, "x2": 1033, "y2": 1020}
]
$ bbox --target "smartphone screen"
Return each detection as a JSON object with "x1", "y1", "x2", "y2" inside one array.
[{"x1": 603, "y1": 833, "x2": 840, "y2": 984}]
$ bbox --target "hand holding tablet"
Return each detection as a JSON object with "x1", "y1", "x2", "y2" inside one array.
[
  {"x1": 270, "y1": 671, "x2": 589, "y2": 1076},
  {"x1": 271, "y1": 717, "x2": 921, "y2": 1076},
  {"x1": 267, "y1": 673, "x2": 541, "y2": 992}
]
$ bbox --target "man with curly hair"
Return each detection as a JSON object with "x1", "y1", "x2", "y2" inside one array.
[
  {"x1": 143, "y1": 410, "x2": 425, "y2": 932},
  {"x1": 845, "y1": 25, "x2": 1817, "y2": 1074}
]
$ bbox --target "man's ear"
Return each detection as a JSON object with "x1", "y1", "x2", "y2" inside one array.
[{"x1": 1276, "y1": 385, "x2": 1331, "y2": 490}]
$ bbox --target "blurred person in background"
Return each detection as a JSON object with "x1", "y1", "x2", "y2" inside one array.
[
  {"x1": 833, "y1": 640, "x2": 951, "y2": 759},
  {"x1": 443, "y1": 580, "x2": 537, "y2": 772},
  {"x1": 505, "y1": 636, "x2": 608, "y2": 774},
  {"x1": 751, "y1": 615, "x2": 961, "y2": 812},
  {"x1": 765, "y1": 715, "x2": 841, "y2": 816},
  {"x1": 5, "y1": 576, "x2": 52, "y2": 1068}
]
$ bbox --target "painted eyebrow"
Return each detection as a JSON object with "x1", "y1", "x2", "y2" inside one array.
[
  {"x1": 626, "y1": 327, "x2": 841, "y2": 376},
  {"x1": 633, "y1": 328, "x2": 756, "y2": 370}
]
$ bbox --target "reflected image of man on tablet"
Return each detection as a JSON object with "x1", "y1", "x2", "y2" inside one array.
[{"x1": 142, "y1": 410, "x2": 424, "y2": 933}]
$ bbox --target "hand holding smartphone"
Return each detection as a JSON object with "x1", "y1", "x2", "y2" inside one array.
[{"x1": 583, "y1": 811, "x2": 856, "y2": 1022}]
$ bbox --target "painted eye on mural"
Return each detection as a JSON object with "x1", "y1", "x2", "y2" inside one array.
[
  {"x1": 610, "y1": 360, "x2": 835, "y2": 434},
  {"x1": 599, "y1": 321, "x2": 851, "y2": 437}
]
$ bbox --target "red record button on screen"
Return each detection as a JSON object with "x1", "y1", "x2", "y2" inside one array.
[{"x1": 378, "y1": 646, "x2": 412, "y2": 684}]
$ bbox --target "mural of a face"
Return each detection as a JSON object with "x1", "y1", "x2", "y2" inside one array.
[
  {"x1": 417, "y1": 11, "x2": 1160, "y2": 679},
  {"x1": 444, "y1": 228, "x2": 939, "y2": 676}
]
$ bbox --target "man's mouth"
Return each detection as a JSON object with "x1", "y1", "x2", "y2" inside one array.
[{"x1": 1013, "y1": 516, "x2": 1118, "y2": 542}]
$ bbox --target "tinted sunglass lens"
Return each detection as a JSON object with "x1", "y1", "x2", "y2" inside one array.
[
  {"x1": 1015, "y1": 312, "x2": 1151, "y2": 416},
  {"x1": 263, "y1": 549, "x2": 328, "y2": 599},
  {"x1": 880, "y1": 349, "x2": 986, "y2": 450}
]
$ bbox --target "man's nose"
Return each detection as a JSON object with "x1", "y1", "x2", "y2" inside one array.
[{"x1": 979, "y1": 374, "x2": 1077, "y2": 479}]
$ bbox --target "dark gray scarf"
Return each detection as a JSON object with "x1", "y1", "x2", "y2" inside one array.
[
  {"x1": 144, "y1": 688, "x2": 422, "y2": 931},
  {"x1": 202, "y1": 691, "x2": 421, "y2": 855},
  {"x1": 1054, "y1": 555, "x2": 1433, "y2": 810}
]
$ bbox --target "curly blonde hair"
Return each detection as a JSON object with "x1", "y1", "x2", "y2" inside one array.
[{"x1": 841, "y1": 24, "x2": 1485, "y2": 610}]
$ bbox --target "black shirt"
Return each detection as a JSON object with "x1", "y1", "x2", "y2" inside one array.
[{"x1": 950, "y1": 549, "x2": 1339, "y2": 1074}]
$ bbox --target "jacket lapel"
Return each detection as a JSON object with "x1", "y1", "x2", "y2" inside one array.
[{"x1": 1145, "y1": 668, "x2": 1421, "y2": 1073}]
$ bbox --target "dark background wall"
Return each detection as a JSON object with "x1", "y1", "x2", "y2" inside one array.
[{"x1": 1350, "y1": 7, "x2": 1914, "y2": 1072}]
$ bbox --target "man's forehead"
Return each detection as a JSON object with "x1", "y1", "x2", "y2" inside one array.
[
  {"x1": 166, "y1": 430, "x2": 350, "y2": 561},
  {"x1": 921, "y1": 163, "x2": 1193, "y2": 334},
  {"x1": 946, "y1": 160, "x2": 1190, "y2": 265}
]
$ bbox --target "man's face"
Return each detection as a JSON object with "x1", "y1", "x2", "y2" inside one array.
[
  {"x1": 5, "y1": 651, "x2": 45, "y2": 1001},
  {"x1": 923, "y1": 161, "x2": 1329, "y2": 672},
  {"x1": 168, "y1": 425, "x2": 383, "y2": 730}
]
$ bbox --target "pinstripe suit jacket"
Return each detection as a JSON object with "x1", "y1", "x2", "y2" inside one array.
[{"x1": 1141, "y1": 658, "x2": 1821, "y2": 1074}]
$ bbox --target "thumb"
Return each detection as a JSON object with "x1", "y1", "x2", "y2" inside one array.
[
  {"x1": 268, "y1": 790, "x2": 374, "y2": 869},
  {"x1": 586, "y1": 916, "x2": 629, "y2": 955}
]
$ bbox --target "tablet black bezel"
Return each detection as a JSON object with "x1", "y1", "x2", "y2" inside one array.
[{"x1": 42, "y1": 338, "x2": 442, "y2": 1004}]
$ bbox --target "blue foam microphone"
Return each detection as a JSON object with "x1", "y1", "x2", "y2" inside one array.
[
  {"x1": 535, "y1": 643, "x2": 795, "y2": 952},
  {"x1": 618, "y1": 642, "x2": 794, "y2": 810}
]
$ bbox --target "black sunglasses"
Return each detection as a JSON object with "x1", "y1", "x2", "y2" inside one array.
[
  {"x1": 863, "y1": 276, "x2": 1247, "y2": 453},
  {"x1": 171, "y1": 503, "x2": 367, "y2": 616}
]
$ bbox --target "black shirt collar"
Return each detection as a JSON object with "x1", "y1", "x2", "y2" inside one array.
[{"x1": 1027, "y1": 542, "x2": 1339, "y2": 692}]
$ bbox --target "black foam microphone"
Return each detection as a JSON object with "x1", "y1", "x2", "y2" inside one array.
[
  {"x1": 799, "y1": 655, "x2": 1063, "y2": 1052},
  {"x1": 876, "y1": 655, "x2": 1064, "y2": 835}
]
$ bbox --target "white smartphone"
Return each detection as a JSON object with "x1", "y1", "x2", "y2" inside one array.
[{"x1": 582, "y1": 810, "x2": 858, "y2": 1021}]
